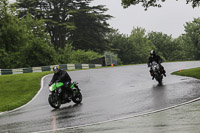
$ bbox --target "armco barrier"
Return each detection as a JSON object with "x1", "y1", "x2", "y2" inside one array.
[{"x1": 0, "y1": 64, "x2": 102, "y2": 75}]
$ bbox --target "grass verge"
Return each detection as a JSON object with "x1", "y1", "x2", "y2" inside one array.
[
  {"x1": 0, "y1": 67, "x2": 103, "y2": 113},
  {"x1": 172, "y1": 67, "x2": 200, "y2": 80},
  {"x1": 0, "y1": 71, "x2": 52, "y2": 112}
]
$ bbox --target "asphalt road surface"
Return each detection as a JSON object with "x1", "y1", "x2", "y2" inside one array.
[{"x1": 0, "y1": 61, "x2": 200, "y2": 133}]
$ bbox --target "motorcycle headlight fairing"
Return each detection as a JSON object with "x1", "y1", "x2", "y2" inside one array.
[{"x1": 49, "y1": 86, "x2": 53, "y2": 92}]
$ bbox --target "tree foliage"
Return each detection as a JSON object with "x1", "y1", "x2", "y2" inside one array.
[
  {"x1": 121, "y1": 0, "x2": 200, "y2": 10},
  {"x1": 1, "y1": 0, "x2": 200, "y2": 69},
  {"x1": 147, "y1": 32, "x2": 174, "y2": 61},
  {"x1": 108, "y1": 28, "x2": 153, "y2": 64},
  {"x1": 0, "y1": 1, "x2": 57, "y2": 68},
  {"x1": 108, "y1": 29, "x2": 133, "y2": 64},
  {"x1": 0, "y1": 0, "x2": 106, "y2": 69},
  {"x1": 14, "y1": 0, "x2": 112, "y2": 52},
  {"x1": 68, "y1": 4, "x2": 112, "y2": 53},
  {"x1": 129, "y1": 27, "x2": 152, "y2": 63},
  {"x1": 184, "y1": 18, "x2": 200, "y2": 59},
  {"x1": 171, "y1": 35, "x2": 194, "y2": 61},
  {"x1": 108, "y1": 20, "x2": 200, "y2": 64}
]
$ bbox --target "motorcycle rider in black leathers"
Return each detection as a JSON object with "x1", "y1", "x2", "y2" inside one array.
[
  {"x1": 147, "y1": 50, "x2": 166, "y2": 80},
  {"x1": 49, "y1": 66, "x2": 73, "y2": 99}
]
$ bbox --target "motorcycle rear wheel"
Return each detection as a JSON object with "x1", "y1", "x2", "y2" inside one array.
[{"x1": 72, "y1": 92, "x2": 82, "y2": 104}]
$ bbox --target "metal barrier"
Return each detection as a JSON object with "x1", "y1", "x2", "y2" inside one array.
[{"x1": 0, "y1": 64, "x2": 102, "y2": 75}]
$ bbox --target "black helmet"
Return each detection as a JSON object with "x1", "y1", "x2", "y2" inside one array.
[
  {"x1": 53, "y1": 66, "x2": 60, "y2": 73},
  {"x1": 150, "y1": 50, "x2": 155, "y2": 56}
]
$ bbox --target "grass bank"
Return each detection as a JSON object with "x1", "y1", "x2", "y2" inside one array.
[
  {"x1": 0, "y1": 71, "x2": 52, "y2": 112},
  {"x1": 172, "y1": 67, "x2": 200, "y2": 80}
]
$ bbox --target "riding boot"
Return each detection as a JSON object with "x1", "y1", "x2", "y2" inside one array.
[
  {"x1": 163, "y1": 69, "x2": 166, "y2": 77},
  {"x1": 160, "y1": 66, "x2": 166, "y2": 77},
  {"x1": 150, "y1": 71, "x2": 154, "y2": 80},
  {"x1": 163, "y1": 73, "x2": 166, "y2": 77}
]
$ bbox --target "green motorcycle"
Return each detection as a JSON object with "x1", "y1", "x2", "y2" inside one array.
[{"x1": 48, "y1": 81, "x2": 82, "y2": 109}]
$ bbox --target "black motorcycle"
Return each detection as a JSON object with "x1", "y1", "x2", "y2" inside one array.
[
  {"x1": 48, "y1": 81, "x2": 82, "y2": 109},
  {"x1": 150, "y1": 61, "x2": 163, "y2": 84}
]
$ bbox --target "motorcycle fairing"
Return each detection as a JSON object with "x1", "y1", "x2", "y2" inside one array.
[{"x1": 49, "y1": 82, "x2": 64, "y2": 91}]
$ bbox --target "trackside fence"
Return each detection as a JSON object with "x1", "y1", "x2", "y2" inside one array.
[{"x1": 0, "y1": 64, "x2": 102, "y2": 75}]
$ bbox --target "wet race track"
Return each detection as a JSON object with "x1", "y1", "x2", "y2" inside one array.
[{"x1": 0, "y1": 61, "x2": 200, "y2": 133}]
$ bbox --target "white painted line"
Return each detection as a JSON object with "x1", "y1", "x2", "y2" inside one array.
[
  {"x1": 34, "y1": 96, "x2": 200, "y2": 133},
  {"x1": 0, "y1": 74, "x2": 51, "y2": 115}
]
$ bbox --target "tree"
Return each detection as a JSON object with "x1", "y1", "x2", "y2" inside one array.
[
  {"x1": 148, "y1": 32, "x2": 174, "y2": 61},
  {"x1": 108, "y1": 29, "x2": 133, "y2": 64},
  {"x1": 15, "y1": 0, "x2": 112, "y2": 52},
  {"x1": 0, "y1": 0, "x2": 29, "y2": 68},
  {"x1": 121, "y1": 0, "x2": 200, "y2": 10},
  {"x1": 128, "y1": 27, "x2": 152, "y2": 63},
  {"x1": 15, "y1": 0, "x2": 77, "y2": 49},
  {"x1": 0, "y1": 0, "x2": 58, "y2": 68},
  {"x1": 68, "y1": 4, "x2": 112, "y2": 53},
  {"x1": 170, "y1": 35, "x2": 194, "y2": 61},
  {"x1": 184, "y1": 17, "x2": 200, "y2": 59},
  {"x1": 18, "y1": 14, "x2": 58, "y2": 68},
  {"x1": 0, "y1": 0, "x2": 26, "y2": 53}
]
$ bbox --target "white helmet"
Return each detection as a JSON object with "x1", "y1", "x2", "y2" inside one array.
[
  {"x1": 53, "y1": 66, "x2": 60, "y2": 73},
  {"x1": 150, "y1": 50, "x2": 155, "y2": 55}
]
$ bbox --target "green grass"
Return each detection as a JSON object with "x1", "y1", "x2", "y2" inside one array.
[
  {"x1": 172, "y1": 67, "x2": 200, "y2": 80},
  {"x1": 0, "y1": 71, "x2": 52, "y2": 112}
]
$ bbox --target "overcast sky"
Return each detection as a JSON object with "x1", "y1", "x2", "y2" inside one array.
[{"x1": 90, "y1": 0, "x2": 200, "y2": 38}]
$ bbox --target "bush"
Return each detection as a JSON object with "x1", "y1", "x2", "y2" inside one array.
[{"x1": 60, "y1": 44, "x2": 102, "y2": 64}]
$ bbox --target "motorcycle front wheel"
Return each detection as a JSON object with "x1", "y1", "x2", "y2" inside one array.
[
  {"x1": 48, "y1": 94, "x2": 61, "y2": 109},
  {"x1": 158, "y1": 79, "x2": 162, "y2": 84},
  {"x1": 156, "y1": 75, "x2": 163, "y2": 85}
]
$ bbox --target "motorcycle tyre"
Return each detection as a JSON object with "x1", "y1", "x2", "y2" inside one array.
[
  {"x1": 72, "y1": 92, "x2": 82, "y2": 104},
  {"x1": 48, "y1": 94, "x2": 61, "y2": 109},
  {"x1": 157, "y1": 76, "x2": 163, "y2": 85}
]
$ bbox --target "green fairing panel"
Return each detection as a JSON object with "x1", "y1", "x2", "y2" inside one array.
[
  {"x1": 51, "y1": 82, "x2": 64, "y2": 91},
  {"x1": 70, "y1": 82, "x2": 77, "y2": 89},
  {"x1": 55, "y1": 82, "x2": 64, "y2": 88},
  {"x1": 70, "y1": 84, "x2": 74, "y2": 89}
]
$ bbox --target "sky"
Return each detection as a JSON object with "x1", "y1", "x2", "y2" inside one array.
[
  {"x1": 9, "y1": 0, "x2": 200, "y2": 38},
  {"x1": 90, "y1": 0, "x2": 200, "y2": 38}
]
